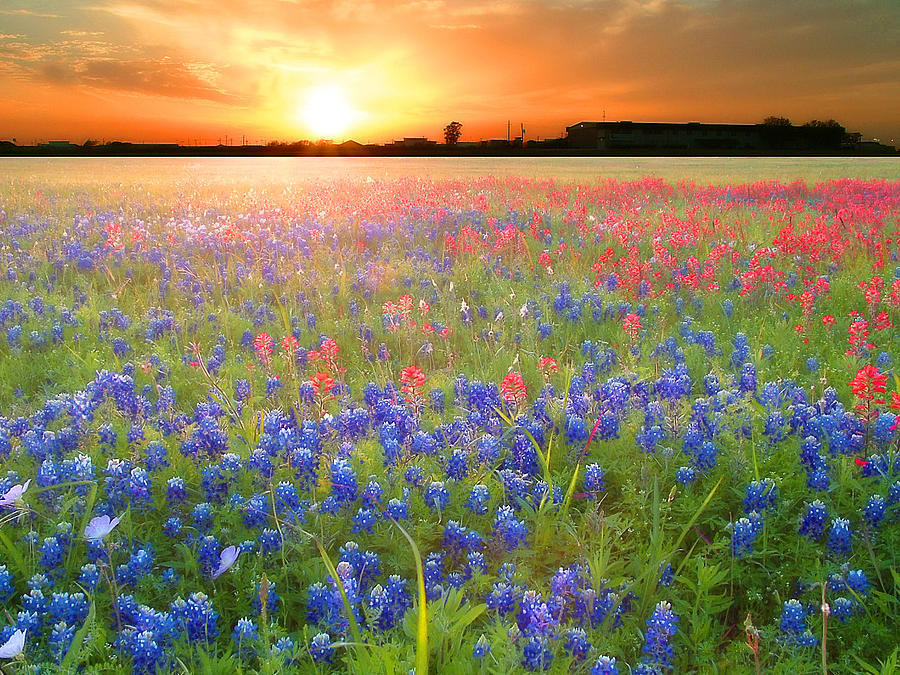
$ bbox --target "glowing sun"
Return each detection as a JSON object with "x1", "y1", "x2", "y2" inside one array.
[{"x1": 300, "y1": 85, "x2": 356, "y2": 139}]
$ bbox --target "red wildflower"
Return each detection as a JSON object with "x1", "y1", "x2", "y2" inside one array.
[
  {"x1": 500, "y1": 372, "x2": 527, "y2": 404},
  {"x1": 309, "y1": 372, "x2": 335, "y2": 396},
  {"x1": 398, "y1": 295, "x2": 414, "y2": 316},
  {"x1": 280, "y1": 335, "x2": 299, "y2": 353},
  {"x1": 849, "y1": 364, "x2": 887, "y2": 406},
  {"x1": 873, "y1": 311, "x2": 893, "y2": 331},
  {"x1": 822, "y1": 314, "x2": 835, "y2": 326},
  {"x1": 254, "y1": 332, "x2": 274, "y2": 359},
  {"x1": 539, "y1": 356, "x2": 558, "y2": 374},
  {"x1": 622, "y1": 313, "x2": 643, "y2": 339},
  {"x1": 891, "y1": 391, "x2": 900, "y2": 413},
  {"x1": 319, "y1": 338, "x2": 339, "y2": 359},
  {"x1": 400, "y1": 364, "x2": 425, "y2": 399}
]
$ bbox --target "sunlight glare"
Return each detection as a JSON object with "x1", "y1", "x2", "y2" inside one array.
[{"x1": 300, "y1": 84, "x2": 356, "y2": 139}]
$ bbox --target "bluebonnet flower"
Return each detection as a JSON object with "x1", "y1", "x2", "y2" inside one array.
[
  {"x1": 521, "y1": 636, "x2": 552, "y2": 671},
  {"x1": 731, "y1": 512, "x2": 763, "y2": 559},
  {"x1": 386, "y1": 494, "x2": 409, "y2": 520},
  {"x1": 330, "y1": 458, "x2": 358, "y2": 503},
  {"x1": 231, "y1": 617, "x2": 259, "y2": 658},
  {"x1": 265, "y1": 376, "x2": 283, "y2": 397},
  {"x1": 430, "y1": 389, "x2": 445, "y2": 413},
  {"x1": 162, "y1": 517, "x2": 182, "y2": 538},
  {"x1": 564, "y1": 627, "x2": 591, "y2": 661},
  {"x1": 831, "y1": 596, "x2": 855, "y2": 623},
  {"x1": 492, "y1": 506, "x2": 529, "y2": 550},
  {"x1": 234, "y1": 379, "x2": 251, "y2": 402},
  {"x1": 192, "y1": 502, "x2": 214, "y2": 532},
  {"x1": 675, "y1": 466, "x2": 696, "y2": 485},
  {"x1": 486, "y1": 580, "x2": 522, "y2": 617},
  {"x1": 693, "y1": 441, "x2": 719, "y2": 473},
  {"x1": 641, "y1": 600, "x2": 678, "y2": 670},
  {"x1": 591, "y1": 656, "x2": 619, "y2": 675},
  {"x1": 658, "y1": 562, "x2": 674, "y2": 587},
  {"x1": 863, "y1": 495, "x2": 886, "y2": 530},
  {"x1": 738, "y1": 363, "x2": 757, "y2": 393},
  {"x1": 170, "y1": 592, "x2": 219, "y2": 643},
  {"x1": 465, "y1": 484, "x2": 490, "y2": 514},
  {"x1": 446, "y1": 448, "x2": 469, "y2": 480},
  {"x1": 309, "y1": 632, "x2": 334, "y2": 663},
  {"x1": 39, "y1": 536, "x2": 66, "y2": 570},
  {"x1": 744, "y1": 478, "x2": 778, "y2": 513},
  {"x1": 473, "y1": 634, "x2": 491, "y2": 658},
  {"x1": 365, "y1": 575, "x2": 411, "y2": 631},
  {"x1": 352, "y1": 507, "x2": 378, "y2": 534},
  {"x1": 424, "y1": 481, "x2": 450, "y2": 512},
  {"x1": 847, "y1": 569, "x2": 869, "y2": 595},
  {"x1": 730, "y1": 332, "x2": 749, "y2": 366},
  {"x1": 779, "y1": 599, "x2": 817, "y2": 647},
  {"x1": 798, "y1": 501, "x2": 827, "y2": 540},
  {"x1": 46, "y1": 620, "x2": 76, "y2": 663},
  {"x1": 827, "y1": 518, "x2": 852, "y2": 557},
  {"x1": 584, "y1": 464, "x2": 605, "y2": 496},
  {"x1": 0, "y1": 566, "x2": 14, "y2": 602},
  {"x1": 258, "y1": 529, "x2": 282, "y2": 555},
  {"x1": 166, "y1": 477, "x2": 186, "y2": 505},
  {"x1": 361, "y1": 477, "x2": 383, "y2": 509}
]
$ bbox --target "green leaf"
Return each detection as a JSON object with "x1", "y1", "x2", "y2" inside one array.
[{"x1": 61, "y1": 598, "x2": 96, "y2": 669}]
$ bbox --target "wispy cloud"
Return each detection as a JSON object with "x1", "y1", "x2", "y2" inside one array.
[{"x1": 0, "y1": 8, "x2": 62, "y2": 18}]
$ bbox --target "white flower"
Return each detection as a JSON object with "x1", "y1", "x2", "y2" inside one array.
[
  {"x1": 0, "y1": 629, "x2": 25, "y2": 659},
  {"x1": 0, "y1": 480, "x2": 30, "y2": 508},
  {"x1": 212, "y1": 545, "x2": 240, "y2": 579},
  {"x1": 84, "y1": 514, "x2": 121, "y2": 541}
]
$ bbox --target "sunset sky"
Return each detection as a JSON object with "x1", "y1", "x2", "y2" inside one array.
[{"x1": 1, "y1": 0, "x2": 898, "y2": 145}]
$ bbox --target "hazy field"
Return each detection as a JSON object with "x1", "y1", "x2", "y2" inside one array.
[{"x1": 0, "y1": 161, "x2": 898, "y2": 674}]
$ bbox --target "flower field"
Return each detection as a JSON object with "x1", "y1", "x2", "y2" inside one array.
[{"x1": 0, "y1": 167, "x2": 899, "y2": 674}]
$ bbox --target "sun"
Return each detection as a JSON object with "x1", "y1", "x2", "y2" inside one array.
[{"x1": 299, "y1": 84, "x2": 356, "y2": 140}]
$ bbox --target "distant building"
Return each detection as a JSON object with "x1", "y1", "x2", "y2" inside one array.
[
  {"x1": 389, "y1": 137, "x2": 437, "y2": 149},
  {"x1": 854, "y1": 140, "x2": 897, "y2": 155},
  {"x1": 566, "y1": 121, "x2": 845, "y2": 152}
]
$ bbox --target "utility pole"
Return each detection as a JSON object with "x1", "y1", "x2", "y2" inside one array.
[{"x1": 507, "y1": 120, "x2": 510, "y2": 143}]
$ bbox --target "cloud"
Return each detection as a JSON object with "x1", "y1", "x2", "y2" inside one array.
[
  {"x1": 60, "y1": 29, "x2": 105, "y2": 37},
  {"x1": 427, "y1": 23, "x2": 482, "y2": 30},
  {"x1": 0, "y1": 34, "x2": 239, "y2": 103},
  {"x1": 78, "y1": 58, "x2": 239, "y2": 102},
  {"x1": 0, "y1": 8, "x2": 62, "y2": 18}
]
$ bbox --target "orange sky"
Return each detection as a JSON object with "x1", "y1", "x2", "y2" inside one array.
[{"x1": 1, "y1": 0, "x2": 898, "y2": 145}]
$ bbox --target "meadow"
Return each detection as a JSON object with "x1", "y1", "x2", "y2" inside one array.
[{"x1": 0, "y1": 158, "x2": 898, "y2": 674}]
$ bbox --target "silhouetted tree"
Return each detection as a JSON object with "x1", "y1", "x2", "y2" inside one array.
[
  {"x1": 762, "y1": 116, "x2": 792, "y2": 126},
  {"x1": 443, "y1": 121, "x2": 463, "y2": 145},
  {"x1": 803, "y1": 119, "x2": 844, "y2": 130}
]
